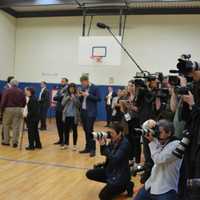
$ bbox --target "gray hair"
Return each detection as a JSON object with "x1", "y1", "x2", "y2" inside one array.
[
  {"x1": 10, "y1": 79, "x2": 19, "y2": 87},
  {"x1": 157, "y1": 119, "x2": 175, "y2": 136}
]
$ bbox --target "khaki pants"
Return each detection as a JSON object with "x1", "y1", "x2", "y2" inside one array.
[{"x1": 3, "y1": 107, "x2": 23, "y2": 145}]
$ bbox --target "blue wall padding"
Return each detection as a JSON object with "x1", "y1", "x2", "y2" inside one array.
[{"x1": 0, "y1": 80, "x2": 123, "y2": 121}]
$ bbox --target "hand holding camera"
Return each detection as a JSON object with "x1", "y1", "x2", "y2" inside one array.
[
  {"x1": 182, "y1": 91, "x2": 195, "y2": 108},
  {"x1": 80, "y1": 91, "x2": 89, "y2": 97},
  {"x1": 142, "y1": 119, "x2": 159, "y2": 141}
]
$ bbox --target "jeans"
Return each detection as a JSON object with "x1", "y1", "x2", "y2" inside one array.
[
  {"x1": 86, "y1": 168, "x2": 127, "y2": 200},
  {"x1": 134, "y1": 186, "x2": 177, "y2": 200},
  {"x1": 63, "y1": 117, "x2": 78, "y2": 146}
]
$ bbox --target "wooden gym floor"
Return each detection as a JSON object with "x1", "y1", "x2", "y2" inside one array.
[{"x1": 0, "y1": 120, "x2": 141, "y2": 200}]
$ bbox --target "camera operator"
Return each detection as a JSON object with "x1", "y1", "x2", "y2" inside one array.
[
  {"x1": 104, "y1": 86, "x2": 116, "y2": 127},
  {"x1": 155, "y1": 76, "x2": 173, "y2": 121},
  {"x1": 86, "y1": 123, "x2": 134, "y2": 200},
  {"x1": 176, "y1": 55, "x2": 200, "y2": 200},
  {"x1": 111, "y1": 88, "x2": 126, "y2": 123},
  {"x1": 134, "y1": 119, "x2": 182, "y2": 200},
  {"x1": 119, "y1": 81, "x2": 141, "y2": 164},
  {"x1": 135, "y1": 77, "x2": 159, "y2": 183},
  {"x1": 170, "y1": 76, "x2": 187, "y2": 139},
  {"x1": 135, "y1": 77, "x2": 158, "y2": 124}
]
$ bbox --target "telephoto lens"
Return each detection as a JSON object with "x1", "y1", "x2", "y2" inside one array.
[
  {"x1": 187, "y1": 178, "x2": 200, "y2": 189},
  {"x1": 92, "y1": 131, "x2": 111, "y2": 140},
  {"x1": 172, "y1": 130, "x2": 192, "y2": 159}
]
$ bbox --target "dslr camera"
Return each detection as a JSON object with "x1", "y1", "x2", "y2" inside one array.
[
  {"x1": 142, "y1": 119, "x2": 159, "y2": 138},
  {"x1": 134, "y1": 120, "x2": 160, "y2": 138}
]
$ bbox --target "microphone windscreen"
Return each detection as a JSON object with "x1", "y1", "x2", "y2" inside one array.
[
  {"x1": 169, "y1": 70, "x2": 180, "y2": 74},
  {"x1": 97, "y1": 23, "x2": 109, "y2": 29}
]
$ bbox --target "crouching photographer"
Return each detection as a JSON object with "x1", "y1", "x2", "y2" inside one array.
[
  {"x1": 134, "y1": 119, "x2": 183, "y2": 200},
  {"x1": 86, "y1": 123, "x2": 134, "y2": 200}
]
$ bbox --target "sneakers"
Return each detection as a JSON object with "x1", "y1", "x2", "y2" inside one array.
[
  {"x1": 73, "y1": 145, "x2": 77, "y2": 151},
  {"x1": 61, "y1": 145, "x2": 69, "y2": 150}
]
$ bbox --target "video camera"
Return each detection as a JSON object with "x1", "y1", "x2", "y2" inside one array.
[
  {"x1": 168, "y1": 54, "x2": 198, "y2": 95},
  {"x1": 170, "y1": 54, "x2": 200, "y2": 77},
  {"x1": 177, "y1": 54, "x2": 200, "y2": 76}
]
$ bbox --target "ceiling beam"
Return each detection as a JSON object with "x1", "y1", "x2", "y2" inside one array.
[
  {"x1": 0, "y1": 0, "x2": 75, "y2": 8},
  {"x1": 4, "y1": 7, "x2": 199, "y2": 18},
  {"x1": 1, "y1": 8, "x2": 17, "y2": 17}
]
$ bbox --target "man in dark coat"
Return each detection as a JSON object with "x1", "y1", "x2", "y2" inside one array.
[
  {"x1": 53, "y1": 78, "x2": 68, "y2": 145},
  {"x1": 38, "y1": 81, "x2": 50, "y2": 130},
  {"x1": 79, "y1": 75, "x2": 101, "y2": 157}
]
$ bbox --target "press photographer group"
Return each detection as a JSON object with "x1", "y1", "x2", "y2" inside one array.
[
  {"x1": 0, "y1": 53, "x2": 200, "y2": 200},
  {"x1": 86, "y1": 54, "x2": 200, "y2": 200}
]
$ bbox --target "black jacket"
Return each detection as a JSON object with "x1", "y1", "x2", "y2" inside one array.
[
  {"x1": 39, "y1": 88, "x2": 50, "y2": 108},
  {"x1": 136, "y1": 88, "x2": 156, "y2": 124},
  {"x1": 53, "y1": 85, "x2": 68, "y2": 112},
  {"x1": 100, "y1": 137, "x2": 131, "y2": 185},
  {"x1": 27, "y1": 96, "x2": 40, "y2": 122},
  {"x1": 184, "y1": 104, "x2": 200, "y2": 178}
]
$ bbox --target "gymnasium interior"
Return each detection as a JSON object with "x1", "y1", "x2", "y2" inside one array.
[{"x1": 0, "y1": 0, "x2": 200, "y2": 200}]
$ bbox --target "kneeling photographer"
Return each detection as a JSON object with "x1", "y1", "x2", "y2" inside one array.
[
  {"x1": 86, "y1": 123, "x2": 134, "y2": 200},
  {"x1": 134, "y1": 119, "x2": 182, "y2": 200}
]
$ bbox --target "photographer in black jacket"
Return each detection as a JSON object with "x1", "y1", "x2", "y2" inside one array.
[
  {"x1": 86, "y1": 123, "x2": 134, "y2": 200},
  {"x1": 135, "y1": 77, "x2": 159, "y2": 183},
  {"x1": 171, "y1": 54, "x2": 200, "y2": 200}
]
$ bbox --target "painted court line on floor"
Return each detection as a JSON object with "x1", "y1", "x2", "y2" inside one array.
[{"x1": 0, "y1": 156, "x2": 89, "y2": 170}]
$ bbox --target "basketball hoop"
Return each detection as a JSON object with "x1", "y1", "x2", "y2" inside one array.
[{"x1": 90, "y1": 55, "x2": 103, "y2": 63}]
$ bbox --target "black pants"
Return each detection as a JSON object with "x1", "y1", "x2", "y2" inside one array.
[
  {"x1": 86, "y1": 168, "x2": 127, "y2": 200},
  {"x1": 142, "y1": 136, "x2": 154, "y2": 183},
  {"x1": 27, "y1": 120, "x2": 41, "y2": 148},
  {"x1": 1, "y1": 127, "x2": 4, "y2": 141},
  {"x1": 55, "y1": 111, "x2": 64, "y2": 143},
  {"x1": 187, "y1": 188, "x2": 200, "y2": 200},
  {"x1": 40, "y1": 105, "x2": 48, "y2": 129},
  {"x1": 177, "y1": 161, "x2": 187, "y2": 200},
  {"x1": 127, "y1": 120, "x2": 141, "y2": 163},
  {"x1": 81, "y1": 110, "x2": 96, "y2": 152},
  {"x1": 127, "y1": 135, "x2": 141, "y2": 163},
  {"x1": 105, "y1": 105, "x2": 112, "y2": 126},
  {"x1": 63, "y1": 117, "x2": 78, "y2": 146}
]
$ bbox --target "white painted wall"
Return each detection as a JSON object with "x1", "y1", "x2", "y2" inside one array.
[
  {"x1": 0, "y1": 11, "x2": 16, "y2": 81},
  {"x1": 14, "y1": 15, "x2": 200, "y2": 85}
]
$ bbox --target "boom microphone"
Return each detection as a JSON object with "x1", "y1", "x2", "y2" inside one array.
[{"x1": 97, "y1": 23, "x2": 110, "y2": 29}]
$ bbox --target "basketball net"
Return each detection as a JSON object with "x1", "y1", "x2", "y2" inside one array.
[{"x1": 90, "y1": 55, "x2": 103, "y2": 63}]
